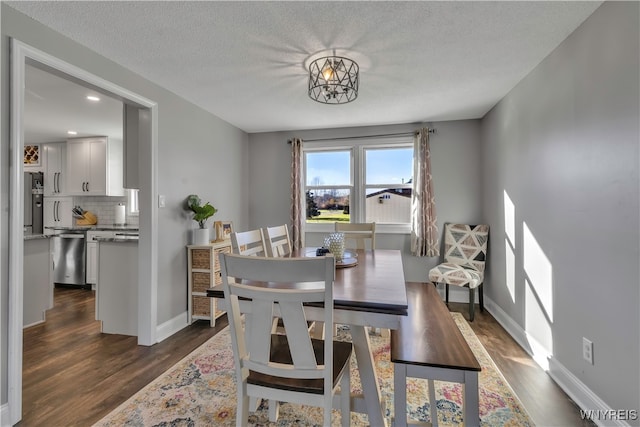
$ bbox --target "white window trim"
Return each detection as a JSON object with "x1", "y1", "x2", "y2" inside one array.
[{"x1": 303, "y1": 136, "x2": 413, "y2": 234}]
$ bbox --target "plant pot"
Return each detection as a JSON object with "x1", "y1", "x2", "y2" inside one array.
[{"x1": 193, "y1": 228, "x2": 210, "y2": 245}]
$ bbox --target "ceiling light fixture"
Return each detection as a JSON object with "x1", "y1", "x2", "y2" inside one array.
[
  {"x1": 308, "y1": 55, "x2": 359, "y2": 104},
  {"x1": 67, "y1": 130, "x2": 77, "y2": 135},
  {"x1": 86, "y1": 95, "x2": 100, "y2": 102}
]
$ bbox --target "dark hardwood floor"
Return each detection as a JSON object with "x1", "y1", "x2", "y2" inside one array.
[{"x1": 20, "y1": 287, "x2": 592, "y2": 426}]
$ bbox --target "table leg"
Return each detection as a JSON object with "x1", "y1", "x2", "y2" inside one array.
[{"x1": 351, "y1": 325, "x2": 387, "y2": 427}]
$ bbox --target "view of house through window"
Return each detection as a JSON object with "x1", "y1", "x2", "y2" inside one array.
[{"x1": 304, "y1": 140, "x2": 413, "y2": 227}]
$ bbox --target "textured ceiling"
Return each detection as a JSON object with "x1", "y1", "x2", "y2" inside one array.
[{"x1": 8, "y1": 1, "x2": 602, "y2": 134}]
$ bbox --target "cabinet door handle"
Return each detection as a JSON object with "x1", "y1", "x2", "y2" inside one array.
[
  {"x1": 86, "y1": 181, "x2": 89, "y2": 192},
  {"x1": 54, "y1": 201, "x2": 58, "y2": 222},
  {"x1": 56, "y1": 172, "x2": 60, "y2": 193},
  {"x1": 54, "y1": 172, "x2": 57, "y2": 193},
  {"x1": 82, "y1": 182, "x2": 86, "y2": 192}
]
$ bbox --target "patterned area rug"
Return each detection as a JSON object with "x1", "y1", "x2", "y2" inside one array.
[{"x1": 95, "y1": 313, "x2": 534, "y2": 426}]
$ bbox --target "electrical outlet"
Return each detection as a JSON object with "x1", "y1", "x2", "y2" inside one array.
[{"x1": 583, "y1": 337, "x2": 594, "y2": 365}]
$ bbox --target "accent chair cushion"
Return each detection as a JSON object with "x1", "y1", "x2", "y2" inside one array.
[{"x1": 428, "y1": 262, "x2": 484, "y2": 289}]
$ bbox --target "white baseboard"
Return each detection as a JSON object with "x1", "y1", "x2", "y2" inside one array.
[
  {"x1": 1, "y1": 403, "x2": 11, "y2": 427},
  {"x1": 155, "y1": 311, "x2": 189, "y2": 343},
  {"x1": 484, "y1": 297, "x2": 629, "y2": 427}
]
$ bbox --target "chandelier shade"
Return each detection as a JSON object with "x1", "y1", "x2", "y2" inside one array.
[{"x1": 308, "y1": 55, "x2": 359, "y2": 104}]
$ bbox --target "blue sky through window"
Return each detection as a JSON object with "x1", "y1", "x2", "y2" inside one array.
[{"x1": 306, "y1": 148, "x2": 413, "y2": 186}]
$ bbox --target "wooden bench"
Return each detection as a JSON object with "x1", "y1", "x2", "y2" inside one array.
[{"x1": 391, "y1": 282, "x2": 482, "y2": 427}]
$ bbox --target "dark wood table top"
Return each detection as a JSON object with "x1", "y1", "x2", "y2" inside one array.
[
  {"x1": 390, "y1": 282, "x2": 481, "y2": 372},
  {"x1": 207, "y1": 248, "x2": 408, "y2": 315}
]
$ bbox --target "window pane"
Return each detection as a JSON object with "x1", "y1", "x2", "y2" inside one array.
[
  {"x1": 365, "y1": 188, "x2": 412, "y2": 224},
  {"x1": 306, "y1": 189, "x2": 350, "y2": 223},
  {"x1": 365, "y1": 147, "x2": 413, "y2": 185},
  {"x1": 306, "y1": 151, "x2": 351, "y2": 186}
]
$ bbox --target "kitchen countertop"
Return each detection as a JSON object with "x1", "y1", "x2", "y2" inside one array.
[
  {"x1": 24, "y1": 233, "x2": 49, "y2": 241},
  {"x1": 46, "y1": 224, "x2": 139, "y2": 232},
  {"x1": 95, "y1": 236, "x2": 139, "y2": 243}
]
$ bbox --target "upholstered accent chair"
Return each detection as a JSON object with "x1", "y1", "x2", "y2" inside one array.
[{"x1": 428, "y1": 223, "x2": 489, "y2": 321}]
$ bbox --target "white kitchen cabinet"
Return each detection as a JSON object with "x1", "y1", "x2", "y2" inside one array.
[
  {"x1": 86, "y1": 230, "x2": 117, "y2": 285},
  {"x1": 66, "y1": 137, "x2": 124, "y2": 196},
  {"x1": 43, "y1": 197, "x2": 73, "y2": 235},
  {"x1": 43, "y1": 143, "x2": 66, "y2": 196}
]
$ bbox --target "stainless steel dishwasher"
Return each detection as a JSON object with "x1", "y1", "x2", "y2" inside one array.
[{"x1": 52, "y1": 231, "x2": 87, "y2": 286}]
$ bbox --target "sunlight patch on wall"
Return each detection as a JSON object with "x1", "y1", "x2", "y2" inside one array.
[
  {"x1": 504, "y1": 190, "x2": 516, "y2": 243},
  {"x1": 525, "y1": 278, "x2": 553, "y2": 371},
  {"x1": 505, "y1": 240, "x2": 516, "y2": 303},
  {"x1": 504, "y1": 190, "x2": 516, "y2": 302},
  {"x1": 523, "y1": 222, "x2": 553, "y2": 322}
]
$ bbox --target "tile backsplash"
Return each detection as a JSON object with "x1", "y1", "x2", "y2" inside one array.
[{"x1": 75, "y1": 196, "x2": 139, "y2": 226}]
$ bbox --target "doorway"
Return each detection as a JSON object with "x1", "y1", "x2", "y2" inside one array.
[{"x1": 8, "y1": 39, "x2": 158, "y2": 425}]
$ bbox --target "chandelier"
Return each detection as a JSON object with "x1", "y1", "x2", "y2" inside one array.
[{"x1": 308, "y1": 55, "x2": 359, "y2": 104}]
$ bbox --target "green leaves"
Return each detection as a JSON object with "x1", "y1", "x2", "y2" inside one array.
[{"x1": 185, "y1": 194, "x2": 218, "y2": 229}]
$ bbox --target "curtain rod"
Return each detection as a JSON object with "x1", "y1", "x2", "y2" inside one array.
[{"x1": 289, "y1": 128, "x2": 436, "y2": 143}]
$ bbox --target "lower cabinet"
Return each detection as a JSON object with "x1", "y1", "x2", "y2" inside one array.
[{"x1": 187, "y1": 240, "x2": 231, "y2": 326}]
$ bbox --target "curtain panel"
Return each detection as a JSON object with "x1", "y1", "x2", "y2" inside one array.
[
  {"x1": 411, "y1": 128, "x2": 439, "y2": 257},
  {"x1": 290, "y1": 138, "x2": 305, "y2": 250}
]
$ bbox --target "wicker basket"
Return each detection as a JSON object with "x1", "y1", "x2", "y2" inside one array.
[
  {"x1": 191, "y1": 249, "x2": 211, "y2": 269},
  {"x1": 192, "y1": 295, "x2": 211, "y2": 317},
  {"x1": 192, "y1": 272, "x2": 211, "y2": 293}
]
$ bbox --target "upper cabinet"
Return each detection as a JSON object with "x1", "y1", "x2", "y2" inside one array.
[
  {"x1": 66, "y1": 137, "x2": 124, "y2": 196},
  {"x1": 43, "y1": 143, "x2": 66, "y2": 196}
]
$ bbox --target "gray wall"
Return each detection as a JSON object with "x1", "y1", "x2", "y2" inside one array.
[
  {"x1": 248, "y1": 120, "x2": 483, "y2": 283},
  {"x1": 1, "y1": 4, "x2": 249, "y2": 405},
  {"x1": 481, "y1": 1, "x2": 639, "y2": 413}
]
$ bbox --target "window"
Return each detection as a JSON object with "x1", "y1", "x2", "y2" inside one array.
[
  {"x1": 304, "y1": 137, "x2": 413, "y2": 232},
  {"x1": 127, "y1": 189, "x2": 139, "y2": 216}
]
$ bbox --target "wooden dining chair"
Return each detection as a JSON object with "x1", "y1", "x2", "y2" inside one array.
[
  {"x1": 263, "y1": 224, "x2": 292, "y2": 257},
  {"x1": 335, "y1": 222, "x2": 376, "y2": 250},
  {"x1": 219, "y1": 253, "x2": 353, "y2": 426},
  {"x1": 230, "y1": 229, "x2": 268, "y2": 257}
]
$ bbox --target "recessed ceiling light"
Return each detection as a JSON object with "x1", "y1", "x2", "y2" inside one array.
[
  {"x1": 86, "y1": 95, "x2": 100, "y2": 102},
  {"x1": 67, "y1": 131, "x2": 77, "y2": 135}
]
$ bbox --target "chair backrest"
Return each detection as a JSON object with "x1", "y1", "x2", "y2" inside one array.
[
  {"x1": 443, "y1": 223, "x2": 489, "y2": 272},
  {"x1": 335, "y1": 222, "x2": 376, "y2": 250},
  {"x1": 230, "y1": 229, "x2": 268, "y2": 257},
  {"x1": 219, "y1": 253, "x2": 336, "y2": 388},
  {"x1": 263, "y1": 224, "x2": 292, "y2": 257}
]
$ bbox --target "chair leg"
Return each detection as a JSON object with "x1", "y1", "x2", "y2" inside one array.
[
  {"x1": 340, "y1": 360, "x2": 351, "y2": 427},
  {"x1": 445, "y1": 283, "x2": 450, "y2": 305},
  {"x1": 268, "y1": 400, "x2": 280, "y2": 422},
  {"x1": 479, "y1": 283, "x2": 484, "y2": 312},
  {"x1": 237, "y1": 386, "x2": 249, "y2": 427},
  {"x1": 469, "y1": 288, "x2": 475, "y2": 322}
]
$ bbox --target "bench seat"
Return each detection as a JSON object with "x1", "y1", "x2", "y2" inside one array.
[{"x1": 391, "y1": 282, "x2": 481, "y2": 427}]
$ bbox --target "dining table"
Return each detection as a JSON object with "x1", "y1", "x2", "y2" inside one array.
[{"x1": 207, "y1": 248, "x2": 408, "y2": 427}]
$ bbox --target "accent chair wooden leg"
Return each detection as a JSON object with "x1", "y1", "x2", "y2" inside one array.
[
  {"x1": 469, "y1": 288, "x2": 475, "y2": 322},
  {"x1": 479, "y1": 283, "x2": 484, "y2": 312},
  {"x1": 445, "y1": 283, "x2": 450, "y2": 304}
]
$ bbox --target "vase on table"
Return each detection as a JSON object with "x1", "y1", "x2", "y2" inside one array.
[
  {"x1": 325, "y1": 232, "x2": 345, "y2": 261},
  {"x1": 193, "y1": 228, "x2": 210, "y2": 245}
]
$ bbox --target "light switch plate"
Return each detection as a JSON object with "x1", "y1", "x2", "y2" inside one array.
[{"x1": 158, "y1": 194, "x2": 166, "y2": 208}]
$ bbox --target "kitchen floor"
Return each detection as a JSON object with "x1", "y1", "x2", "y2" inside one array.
[{"x1": 20, "y1": 286, "x2": 223, "y2": 426}]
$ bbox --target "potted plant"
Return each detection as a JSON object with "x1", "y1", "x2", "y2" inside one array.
[{"x1": 185, "y1": 194, "x2": 218, "y2": 245}]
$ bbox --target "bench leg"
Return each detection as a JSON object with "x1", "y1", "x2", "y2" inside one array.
[
  {"x1": 394, "y1": 363, "x2": 408, "y2": 427},
  {"x1": 464, "y1": 371, "x2": 480, "y2": 427},
  {"x1": 428, "y1": 379, "x2": 438, "y2": 427}
]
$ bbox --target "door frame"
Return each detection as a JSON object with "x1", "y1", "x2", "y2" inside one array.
[{"x1": 8, "y1": 39, "x2": 159, "y2": 424}]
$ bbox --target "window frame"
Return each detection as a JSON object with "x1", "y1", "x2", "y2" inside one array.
[
  {"x1": 303, "y1": 136, "x2": 413, "y2": 234},
  {"x1": 127, "y1": 188, "x2": 139, "y2": 216}
]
